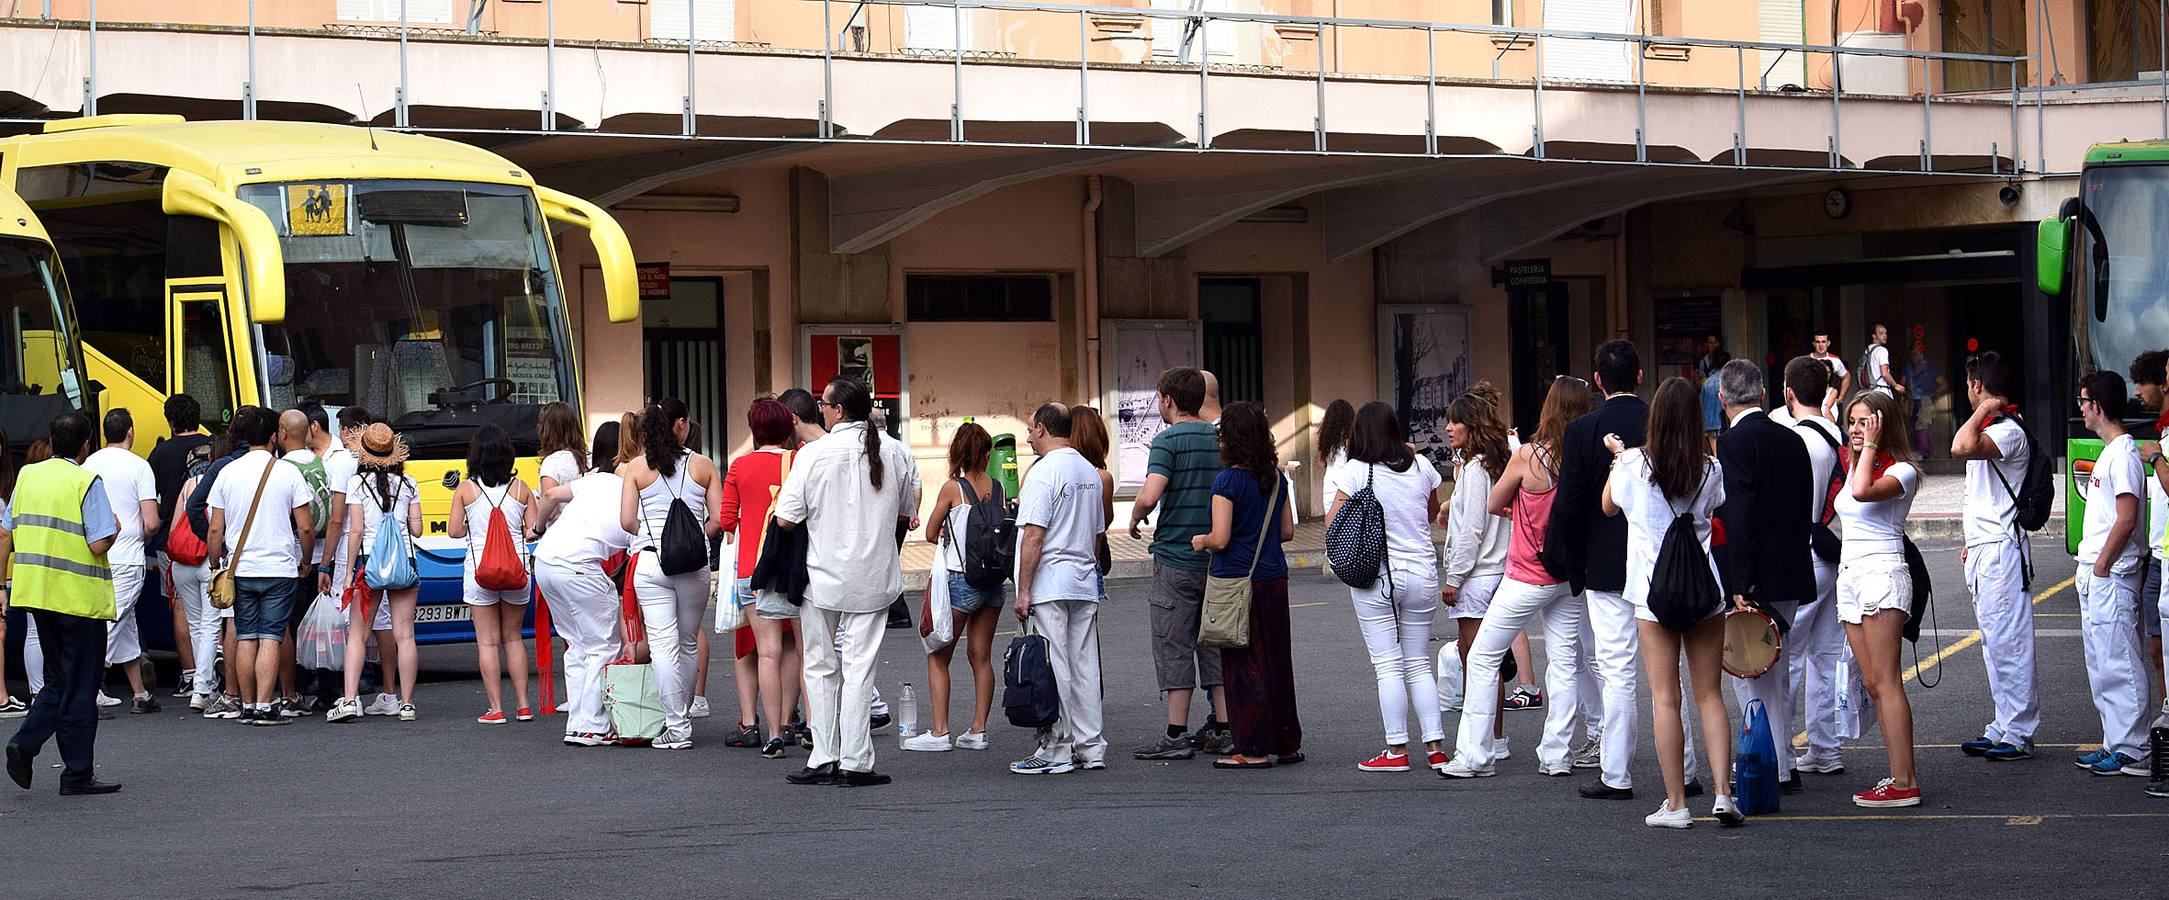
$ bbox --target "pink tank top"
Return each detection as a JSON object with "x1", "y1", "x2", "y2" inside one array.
[{"x1": 1506, "y1": 450, "x2": 1561, "y2": 586}]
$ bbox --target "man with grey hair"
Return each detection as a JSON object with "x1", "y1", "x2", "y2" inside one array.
[{"x1": 1713, "y1": 357, "x2": 1816, "y2": 789}]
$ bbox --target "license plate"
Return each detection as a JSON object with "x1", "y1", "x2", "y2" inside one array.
[{"x1": 414, "y1": 604, "x2": 473, "y2": 624}]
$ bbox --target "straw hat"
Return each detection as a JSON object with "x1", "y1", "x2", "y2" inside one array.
[{"x1": 347, "y1": 422, "x2": 410, "y2": 467}]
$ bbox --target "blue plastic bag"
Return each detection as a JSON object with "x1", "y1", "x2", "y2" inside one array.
[
  {"x1": 365, "y1": 519, "x2": 419, "y2": 591},
  {"x1": 1734, "y1": 698, "x2": 1781, "y2": 815}
]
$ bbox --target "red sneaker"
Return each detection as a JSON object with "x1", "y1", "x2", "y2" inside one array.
[
  {"x1": 1357, "y1": 750, "x2": 1411, "y2": 773},
  {"x1": 515, "y1": 707, "x2": 534, "y2": 722},
  {"x1": 476, "y1": 709, "x2": 507, "y2": 725},
  {"x1": 1427, "y1": 750, "x2": 1450, "y2": 771},
  {"x1": 1852, "y1": 778, "x2": 1921, "y2": 808}
]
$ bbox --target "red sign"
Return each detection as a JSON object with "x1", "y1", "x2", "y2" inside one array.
[
  {"x1": 637, "y1": 262, "x2": 671, "y2": 300},
  {"x1": 808, "y1": 332, "x2": 903, "y2": 399}
]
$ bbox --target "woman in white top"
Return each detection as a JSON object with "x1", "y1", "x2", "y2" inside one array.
[
  {"x1": 1601, "y1": 376, "x2": 1738, "y2": 829},
  {"x1": 535, "y1": 401, "x2": 588, "y2": 522},
  {"x1": 447, "y1": 424, "x2": 543, "y2": 725},
  {"x1": 1316, "y1": 399, "x2": 1355, "y2": 483},
  {"x1": 1328, "y1": 402, "x2": 1447, "y2": 773},
  {"x1": 618, "y1": 397, "x2": 725, "y2": 749},
  {"x1": 533, "y1": 422, "x2": 636, "y2": 746},
  {"x1": 1438, "y1": 392, "x2": 1513, "y2": 739},
  {"x1": 329, "y1": 424, "x2": 423, "y2": 722},
  {"x1": 904, "y1": 422, "x2": 1008, "y2": 753},
  {"x1": 1834, "y1": 389, "x2": 1923, "y2": 808}
]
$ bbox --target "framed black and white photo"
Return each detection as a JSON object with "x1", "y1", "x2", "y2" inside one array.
[{"x1": 1376, "y1": 304, "x2": 1471, "y2": 469}]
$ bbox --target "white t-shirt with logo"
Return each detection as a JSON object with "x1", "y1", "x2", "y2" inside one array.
[
  {"x1": 1016, "y1": 446, "x2": 1105, "y2": 604},
  {"x1": 84, "y1": 446, "x2": 157, "y2": 567},
  {"x1": 1326, "y1": 457, "x2": 1444, "y2": 578},
  {"x1": 1962, "y1": 418, "x2": 2029, "y2": 548},
  {"x1": 206, "y1": 449, "x2": 314, "y2": 578},
  {"x1": 2079, "y1": 434, "x2": 2146, "y2": 574},
  {"x1": 1833, "y1": 461, "x2": 1920, "y2": 563}
]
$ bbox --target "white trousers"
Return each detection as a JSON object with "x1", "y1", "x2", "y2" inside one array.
[
  {"x1": 1966, "y1": 540, "x2": 2040, "y2": 747},
  {"x1": 1787, "y1": 560, "x2": 1845, "y2": 763},
  {"x1": 2078, "y1": 568, "x2": 2148, "y2": 759},
  {"x1": 1575, "y1": 596, "x2": 1603, "y2": 745},
  {"x1": 1456, "y1": 577, "x2": 1583, "y2": 769},
  {"x1": 1587, "y1": 589, "x2": 1697, "y2": 789},
  {"x1": 800, "y1": 604, "x2": 886, "y2": 772},
  {"x1": 537, "y1": 562, "x2": 623, "y2": 737},
  {"x1": 1731, "y1": 599, "x2": 1798, "y2": 781},
  {"x1": 633, "y1": 554, "x2": 708, "y2": 737},
  {"x1": 1032, "y1": 600, "x2": 1106, "y2": 764},
  {"x1": 1351, "y1": 568, "x2": 1443, "y2": 745},
  {"x1": 104, "y1": 564, "x2": 146, "y2": 667},
  {"x1": 170, "y1": 561, "x2": 219, "y2": 695}
]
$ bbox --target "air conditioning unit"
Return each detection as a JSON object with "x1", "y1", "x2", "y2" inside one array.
[{"x1": 1837, "y1": 31, "x2": 1909, "y2": 96}]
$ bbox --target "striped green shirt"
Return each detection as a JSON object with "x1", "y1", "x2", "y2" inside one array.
[{"x1": 1147, "y1": 421, "x2": 1220, "y2": 571}]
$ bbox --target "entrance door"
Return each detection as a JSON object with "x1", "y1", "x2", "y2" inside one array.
[
  {"x1": 1508, "y1": 282, "x2": 1572, "y2": 435},
  {"x1": 1200, "y1": 278, "x2": 1264, "y2": 406},
  {"x1": 643, "y1": 277, "x2": 725, "y2": 468}
]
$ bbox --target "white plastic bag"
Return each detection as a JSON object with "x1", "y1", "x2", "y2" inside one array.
[
  {"x1": 1834, "y1": 643, "x2": 1877, "y2": 741},
  {"x1": 296, "y1": 592, "x2": 346, "y2": 671},
  {"x1": 920, "y1": 571, "x2": 956, "y2": 653},
  {"x1": 1436, "y1": 640, "x2": 1464, "y2": 712},
  {"x1": 712, "y1": 571, "x2": 743, "y2": 633}
]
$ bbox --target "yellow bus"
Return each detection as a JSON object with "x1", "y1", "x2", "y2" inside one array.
[
  {"x1": 0, "y1": 183, "x2": 89, "y2": 457},
  {"x1": 0, "y1": 116, "x2": 637, "y2": 642}
]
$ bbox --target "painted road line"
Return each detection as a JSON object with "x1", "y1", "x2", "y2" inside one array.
[{"x1": 1693, "y1": 812, "x2": 2169, "y2": 824}]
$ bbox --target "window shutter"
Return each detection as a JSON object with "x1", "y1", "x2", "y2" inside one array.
[
  {"x1": 1540, "y1": 0, "x2": 1634, "y2": 83},
  {"x1": 905, "y1": 3, "x2": 968, "y2": 51},
  {"x1": 651, "y1": 0, "x2": 737, "y2": 43},
  {"x1": 1758, "y1": 0, "x2": 1808, "y2": 88}
]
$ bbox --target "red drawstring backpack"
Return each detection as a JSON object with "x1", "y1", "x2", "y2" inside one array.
[
  {"x1": 473, "y1": 484, "x2": 528, "y2": 592},
  {"x1": 166, "y1": 505, "x2": 210, "y2": 566}
]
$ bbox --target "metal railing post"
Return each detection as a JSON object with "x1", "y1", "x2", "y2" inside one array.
[
  {"x1": 397, "y1": 0, "x2": 410, "y2": 127},
  {"x1": 1077, "y1": 9, "x2": 1090, "y2": 145},
  {"x1": 1828, "y1": 44, "x2": 1840, "y2": 168},
  {"x1": 245, "y1": 0, "x2": 257, "y2": 120},
  {"x1": 1921, "y1": 56, "x2": 1932, "y2": 172},
  {"x1": 2159, "y1": 0, "x2": 2166, "y2": 139},
  {"x1": 543, "y1": 0, "x2": 556, "y2": 130},
  {"x1": 684, "y1": 0, "x2": 697, "y2": 136},
  {"x1": 1424, "y1": 25, "x2": 1436, "y2": 156},
  {"x1": 952, "y1": 0, "x2": 965, "y2": 141},
  {"x1": 85, "y1": 0, "x2": 96, "y2": 116},
  {"x1": 2009, "y1": 61, "x2": 2020, "y2": 176},
  {"x1": 1314, "y1": 44, "x2": 1327, "y2": 153},
  {"x1": 1198, "y1": 10, "x2": 1211, "y2": 150},
  {"x1": 821, "y1": 0, "x2": 834, "y2": 139},
  {"x1": 1532, "y1": 32, "x2": 1544, "y2": 160},
  {"x1": 1634, "y1": 37, "x2": 1646, "y2": 163},
  {"x1": 1735, "y1": 45, "x2": 1746, "y2": 166}
]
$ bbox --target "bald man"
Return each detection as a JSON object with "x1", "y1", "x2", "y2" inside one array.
[
  {"x1": 1200, "y1": 371, "x2": 1223, "y2": 424},
  {"x1": 276, "y1": 409, "x2": 335, "y2": 715}
]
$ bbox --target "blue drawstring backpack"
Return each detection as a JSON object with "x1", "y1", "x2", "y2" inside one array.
[
  {"x1": 1734, "y1": 698, "x2": 1781, "y2": 815},
  {"x1": 362, "y1": 480, "x2": 418, "y2": 591}
]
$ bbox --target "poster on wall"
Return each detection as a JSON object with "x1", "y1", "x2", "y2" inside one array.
[
  {"x1": 1654, "y1": 295, "x2": 1722, "y2": 373},
  {"x1": 1376, "y1": 305, "x2": 1471, "y2": 470},
  {"x1": 804, "y1": 327, "x2": 907, "y2": 440},
  {"x1": 1101, "y1": 320, "x2": 1202, "y2": 492}
]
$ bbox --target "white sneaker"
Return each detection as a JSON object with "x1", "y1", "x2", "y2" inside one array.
[
  {"x1": 1571, "y1": 742, "x2": 1603, "y2": 769},
  {"x1": 94, "y1": 691, "x2": 123, "y2": 708},
  {"x1": 1645, "y1": 800, "x2": 1693, "y2": 829},
  {"x1": 953, "y1": 731, "x2": 989, "y2": 751},
  {"x1": 1793, "y1": 754, "x2": 1845, "y2": 774},
  {"x1": 1537, "y1": 762, "x2": 1572, "y2": 777},
  {"x1": 903, "y1": 731, "x2": 954, "y2": 752},
  {"x1": 189, "y1": 692, "x2": 212, "y2": 712},
  {"x1": 1712, "y1": 794, "x2": 1745, "y2": 827},
  {"x1": 1437, "y1": 757, "x2": 1496, "y2": 779},
  {"x1": 1493, "y1": 736, "x2": 1511, "y2": 759},
  {"x1": 365, "y1": 694, "x2": 402, "y2": 716},
  {"x1": 398, "y1": 703, "x2": 418, "y2": 722},
  {"x1": 653, "y1": 730, "x2": 693, "y2": 750},
  {"x1": 325, "y1": 697, "x2": 362, "y2": 723},
  {"x1": 689, "y1": 696, "x2": 712, "y2": 719}
]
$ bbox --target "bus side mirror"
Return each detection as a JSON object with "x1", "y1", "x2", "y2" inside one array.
[
  {"x1": 162, "y1": 171, "x2": 287, "y2": 323},
  {"x1": 535, "y1": 186, "x2": 639, "y2": 325},
  {"x1": 2036, "y1": 213, "x2": 2070, "y2": 297}
]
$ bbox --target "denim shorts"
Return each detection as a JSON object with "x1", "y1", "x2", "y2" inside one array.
[
  {"x1": 948, "y1": 571, "x2": 1008, "y2": 615},
  {"x1": 233, "y1": 575, "x2": 300, "y2": 641},
  {"x1": 732, "y1": 576, "x2": 757, "y2": 607}
]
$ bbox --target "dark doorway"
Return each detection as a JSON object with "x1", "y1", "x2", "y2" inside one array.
[
  {"x1": 1508, "y1": 282, "x2": 1571, "y2": 434},
  {"x1": 1200, "y1": 277, "x2": 1264, "y2": 405},
  {"x1": 643, "y1": 276, "x2": 725, "y2": 469}
]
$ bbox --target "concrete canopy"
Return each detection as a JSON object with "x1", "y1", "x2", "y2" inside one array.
[{"x1": 823, "y1": 149, "x2": 1129, "y2": 254}]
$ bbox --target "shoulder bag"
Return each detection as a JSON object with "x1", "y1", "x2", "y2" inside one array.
[
  {"x1": 1199, "y1": 475, "x2": 1282, "y2": 650},
  {"x1": 209, "y1": 457, "x2": 280, "y2": 611}
]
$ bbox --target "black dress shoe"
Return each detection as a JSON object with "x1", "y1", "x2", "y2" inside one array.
[
  {"x1": 59, "y1": 780, "x2": 122, "y2": 796},
  {"x1": 786, "y1": 762, "x2": 839, "y2": 786},
  {"x1": 4, "y1": 743, "x2": 30, "y2": 790},
  {"x1": 1578, "y1": 780, "x2": 1634, "y2": 800},
  {"x1": 837, "y1": 769, "x2": 892, "y2": 787},
  {"x1": 1780, "y1": 772, "x2": 1804, "y2": 795},
  {"x1": 1684, "y1": 779, "x2": 1705, "y2": 797}
]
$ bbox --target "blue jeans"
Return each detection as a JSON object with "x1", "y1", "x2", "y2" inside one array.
[
  {"x1": 947, "y1": 572, "x2": 1008, "y2": 614},
  {"x1": 233, "y1": 576, "x2": 300, "y2": 641}
]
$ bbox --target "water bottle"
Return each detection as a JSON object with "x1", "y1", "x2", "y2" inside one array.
[{"x1": 897, "y1": 682, "x2": 918, "y2": 744}]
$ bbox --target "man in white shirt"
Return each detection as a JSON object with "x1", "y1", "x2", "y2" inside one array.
[
  {"x1": 1008, "y1": 403, "x2": 1108, "y2": 776},
  {"x1": 1810, "y1": 332, "x2": 1850, "y2": 401},
  {"x1": 82, "y1": 410, "x2": 160, "y2": 715},
  {"x1": 2127, "y1": 352, "x2": 2169, "y2": 736},
  {"x1": 2074, "y1": 371, "x2": 2149, "y2": 775},
  {"x1": 773, "y1": 378, "x2": 920, "y2": 787},
  {"x1": 274, "y1": 409, "x2": 340, "y2": 715},
  {"x1": 1771, "y1": 357, "x2": 1849, "y2": 779},
  {"x1": 1861, "y1": 323, "x2": 1904, "y2": 396},
  {"x1": 1950, "y1": 351, "x2": 2039, "y2": 763},
  {"x1": 204, "y1": 407, "x2": 316, "y2": 727},
  {"x1": 298, "y1": 403, "x2": 357, "y2": 596}
]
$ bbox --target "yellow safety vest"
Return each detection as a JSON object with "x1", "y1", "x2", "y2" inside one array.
[{"x1": 10, "y1": 458, "x2": 114, "y2": 620}]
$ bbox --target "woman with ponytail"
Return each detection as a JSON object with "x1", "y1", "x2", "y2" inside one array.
[
  {"x1": 770, "y1": 377, "x2": 921, "y2": 787},
  {"x1": 617, "y1": 397, "x2": 725, "y2": 749}
]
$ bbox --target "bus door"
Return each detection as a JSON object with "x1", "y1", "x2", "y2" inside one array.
[{"x1": 166, "y1": 278, "x2": 238, "y2": 434}]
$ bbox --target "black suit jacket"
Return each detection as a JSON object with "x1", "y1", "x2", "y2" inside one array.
[
  {"x1": 1716, "y1": 410, "x2": 1815, "y2": 607},
  {"x1": 1547, "y1": 393, "x2": 1648, "y2": 594}
]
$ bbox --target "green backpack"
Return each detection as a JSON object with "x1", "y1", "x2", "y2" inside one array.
[{"x1": 287, "y1": 452, "x2": 331, "y2": 532}]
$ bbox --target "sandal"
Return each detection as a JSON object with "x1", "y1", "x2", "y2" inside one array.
[
  {"x1": 1213, "y1": 756, "x2": 1274, "y2": 769},
  {"x1": 1276, "y1": 752, "x2": 1306, "y2": 766}
]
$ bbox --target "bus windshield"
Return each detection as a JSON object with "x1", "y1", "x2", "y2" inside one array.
[
  {"x1": 239, "y1": 179, "x2": 576, "y2": 458},
  {"x1": 0, "y1": 236, "x2": 86, "y2": 437},
  {"x1": 2075, "y1": 164, "x2": 2169, "y2": 385}
]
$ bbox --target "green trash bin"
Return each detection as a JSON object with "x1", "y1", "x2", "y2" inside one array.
[{"x1": 990, "y1": 433, "x2": 1020, "y2": 501}]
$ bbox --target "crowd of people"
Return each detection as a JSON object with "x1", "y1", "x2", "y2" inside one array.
[{"x1": 6, "y1": 330, "x2": 2167, "y2": 820}]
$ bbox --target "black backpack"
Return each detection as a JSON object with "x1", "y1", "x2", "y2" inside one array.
[
  {"x1": 1794, "y1": 420, "x2": 1844, "y2": 565},
  {"x1": 954, "y1": 477, "x2": 1014, "y2": 590},
  {"x1": 1325, "y1": 464, "x2": 1387, "y2": 589},
  {"x1": 1647, "y1": 472, "x2": 1721, "y2": 633},
  {"x1": 1987, "y1": 411, "x2": 2055, "y2": 533},
  {"x1": 1001, "y1": 630, "x2": 1061, "y2": 728},
  {"x1": 656, "y1": 467, "x2": 707, "y2": 576},
  {"x1": 1901, "y1": 535, "x2": 1934, "y2": 644}
]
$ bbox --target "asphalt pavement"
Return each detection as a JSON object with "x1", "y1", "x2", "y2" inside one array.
[{"x1": 1, "y1": 541, "x2": 2160, "y2": 899}]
